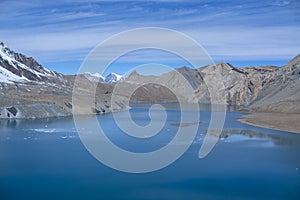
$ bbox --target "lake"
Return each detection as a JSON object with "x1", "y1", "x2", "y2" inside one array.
[{"x1": 0, "y1": 104, "x2": 300, "y2": 200}]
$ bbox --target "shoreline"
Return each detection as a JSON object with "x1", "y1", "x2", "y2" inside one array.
[
  {"x1": 2, "y1": 105, "x2": 300, "y2": 135},
  {"x1": 238, "y1": 112, "x2": 300, "y2": 134}
]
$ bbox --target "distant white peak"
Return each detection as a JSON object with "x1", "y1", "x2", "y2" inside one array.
[
  {"x1": 85, "y1": 72, "x2": 105, "y2": 79},
  {"x1": 93, "y1": 72, "x2": 103, "y2": 77},
  {"x1": 105, "y1": 72, "x2": 124, "y2": 83},
  {"x1": 84, "y1": 72, "x2": 105, "y2": 82},
  {"x1": 83, "y1": 72, "x2": 123, "y2": 83}
]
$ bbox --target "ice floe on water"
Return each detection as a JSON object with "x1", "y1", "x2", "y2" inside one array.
[
  {"x1": 30, "y1": 128, "x2": 77, "y2": 134},
  {"x1": 2, "y1": 128, "x2": 81, "y2": 141},
  {"x1": 32, "y1": 128, "x2": 58, "y2": 133}
]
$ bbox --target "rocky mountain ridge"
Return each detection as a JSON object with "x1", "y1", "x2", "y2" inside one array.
[
  {"x1": 0, "y1": 40, "x2": 299, "y2": 118},
  {"x1": 0, "y1": 41, "x2": 125, "y2": 119},
  {"x1": 0, "y1": 41, "x2": 64, "y2": 84},
  {"x1": 123, "y1": 55, "x2": 299, "y2": 114}
]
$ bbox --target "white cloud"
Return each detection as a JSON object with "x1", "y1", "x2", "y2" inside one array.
[
  {"x1": 0, "y1": 0, "x2": 299, "y2": 65},
  {"x1": 2, "y1": 25, "x2": 299, "y2": 63}
]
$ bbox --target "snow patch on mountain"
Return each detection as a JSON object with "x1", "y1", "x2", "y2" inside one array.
[{"x1": 0, "y1": 64, "x2": 29, "y2": 83}]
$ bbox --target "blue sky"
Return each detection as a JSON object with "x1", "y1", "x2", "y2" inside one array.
[{"x1": 0, "y1": 0, "x2": 299, "y2": 75}]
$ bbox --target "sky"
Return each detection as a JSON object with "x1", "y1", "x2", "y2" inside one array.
[{"x1": 0, "y1": 0, "x2": 299, "y2": 75}]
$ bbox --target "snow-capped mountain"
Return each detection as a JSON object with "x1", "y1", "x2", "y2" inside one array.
[
  {"x1": 84, "y1": 72, "x2": 105, "y2": 82},
  {"x1": 83, "y1": 72, "x2": 124, "y2": 83},
  {"x1": 105, "y1": 72, "x2": 124, "y2": 83},
  {"x1": 0, "y1": 41, "x2": 64, "y2": 84}
]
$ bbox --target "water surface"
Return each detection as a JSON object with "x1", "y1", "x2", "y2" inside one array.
[{"x1": 0, "y1": 105, "x2": 300, "y2": 200}]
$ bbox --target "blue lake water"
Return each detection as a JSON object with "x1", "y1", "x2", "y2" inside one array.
[{"x1": 0, "y1": 105, "x2": 300, "y2": 200}]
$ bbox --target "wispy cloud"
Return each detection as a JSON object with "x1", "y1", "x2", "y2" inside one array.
[{"x1": 0, "y1": 0, "x2": 299, "y2": 71}]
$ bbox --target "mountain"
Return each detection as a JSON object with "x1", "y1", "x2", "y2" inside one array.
[
  {"x1": 83, "y1": 72, "x2": 105, "y2": 82},
  {"x1": 249, "y1": 54, "x2": 300, "y2": 113},
  {"x1": 197, "y1": 62, "x2": 280, "y2": 106},
  {"x1": 123, "y1": 55, "x2": 300, "y2": 113},
  {"x1": 83, "y1": 72, "x2": 123, "y2": 83},
  {"x1": 105, "y1": 72, "x2": 124, "y2": 83},
  {"x1": 0, "y1": 40, "x2": 123, "y2": 85},
  {"x1": 0, "y1": 41, "x2": 64, "y2": 84},
  {"x1": 0, "y1": 41, "x2": 126, "y2": 119},
  {"x1": 1, "y1": 40, "x2": 299, "y2": 119}
]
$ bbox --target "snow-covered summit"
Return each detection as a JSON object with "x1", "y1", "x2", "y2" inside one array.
[
  {"x1": 0, "y1": 41, "x2": 63, "y2": 84},
  {"x1": 84, "y1": 72, "x2": 105, "y2": 82},
  {"x1": 83, "y1": 72, "x2": 124, "y2": 83},
  {"x1": 105, "y1": 72, "x2": 124, "y2": 83}
]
